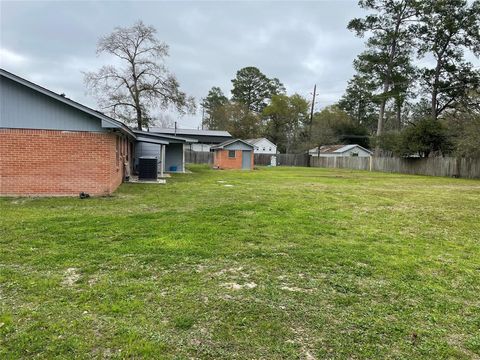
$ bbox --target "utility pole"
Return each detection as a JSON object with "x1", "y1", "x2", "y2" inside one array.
[{"x1": 309, "y1": 84, "x2": 317, "y2": 139}]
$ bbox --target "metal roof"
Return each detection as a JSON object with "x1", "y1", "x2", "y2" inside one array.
[
  {"x1": 335, "y1": 144, "x2": 371, "y2": 153},
  {"x1": 245, "y1": 138, "x2": 276, "y2": 147},
  {"x1": 135, "y1": 135, "x2": 169, "y2": 145},
  {"x1": 211, "y1": 139, "x2": 254, "y2": 150},
  {"x1": 150, "y1": 127, "x2": 232, "y2": 137},
  {"x1": 133, "y1": 130, "x2": 197, "y2": 143},
  {"x1": 310, "y1": 144, "x2": 373, "y2": 154}
]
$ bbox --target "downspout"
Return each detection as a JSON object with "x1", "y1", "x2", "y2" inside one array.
[
  {"x1": 182, "y1": 143, "x2": 186, "y2": 173},
  {"x1": 161, "y1": 145, "x2": 165, "y2": 177}
]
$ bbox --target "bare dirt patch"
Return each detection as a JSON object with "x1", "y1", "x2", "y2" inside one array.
[
  {"x1": 222, "y1": 282, "x2": 257, "y2": 290},
  {"x1": 62, "y1": 267, "x2": 80, "y2": 286}
]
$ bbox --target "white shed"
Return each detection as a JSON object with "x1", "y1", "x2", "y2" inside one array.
[
  {"x1": 309, "y1": 144, "x2": 372, "y2": 157},
  {"x1": 245, "y1": 138, "x2": 277, "y2": 154}
]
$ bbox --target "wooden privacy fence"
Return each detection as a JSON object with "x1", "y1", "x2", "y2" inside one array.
[
  {"x1": 185, "y1": 151, "x2": 213, "y2": 164},
  {"x1": 310, "y1": 156, "x2": 480, "y2": 179},
  {"x1": 185, "y1": 150, "x2": 479, "y2": 178},
  {"x1": 254, "y1": 153, "x2": 310, "y2": 167},
  {"x1": 185, "y1": 151, "x2": 310, "y2": 167}
]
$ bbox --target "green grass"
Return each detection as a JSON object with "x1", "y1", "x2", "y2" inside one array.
[{"x1": 1, "y1": 165, "x2": 479, "y2": 359}]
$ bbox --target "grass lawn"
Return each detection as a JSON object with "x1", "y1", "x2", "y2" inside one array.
[{"x1": 1, "y1": 165, "x2": 479, "y2": 359}]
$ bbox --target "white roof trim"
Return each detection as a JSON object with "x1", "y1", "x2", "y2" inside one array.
[
  {"x1": 211, "y1": 138, "x2": 255, "y2": 149},
  {"x1": 246, "y1": 138, "x2": 276, "y2": 147},
  {"x1": 334, "y1": 144, "x2": 372, "y2": 154}
]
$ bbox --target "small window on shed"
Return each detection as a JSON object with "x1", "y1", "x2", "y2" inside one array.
[
  {"x1": 351, "y1": 152, "x2": 359, "y2": 157},
  {"x1": 269, "y1": 148, "x2": 272, "y2": 151},
  {"x1": 228, "y1": 150, "x2": 236, "y2": 158}
]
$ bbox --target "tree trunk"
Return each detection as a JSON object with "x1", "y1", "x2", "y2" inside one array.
[
  {"x1": 395, "y1": 100, "x2": 402, "y2": 131},
  {"x1": 377, "y1": 99, "x2": 386, "y2": 136},
  {"x1": 375, "y1": 86, "x2": 388, "y2": 156},
  {"x1": 377, "y1": 81, "x2": 389, "y2": 136},
  {"x1": 136, "y1": 107, "x2": 142, "y2": 130},
  {"x1": 376, "y1": 8, "x2": 405, "y2": 141},
  {"x1": 357, "y1": 100, "x2": 363, "y2": 125},
  {"x1": 431, "y1": 50, "x2": 445, "y2": 121},
  {"x1": 431, "y1": 86, "x2": 438, "y2": 120}
]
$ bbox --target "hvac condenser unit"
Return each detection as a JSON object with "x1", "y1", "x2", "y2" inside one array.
[{"x1": 138, "y1": 157, "x2": 158, "y2": 180}]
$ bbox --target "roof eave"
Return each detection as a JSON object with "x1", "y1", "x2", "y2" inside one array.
[
  {"x1": 135, "y1": 135, "x2": 169, "y2": 145},
  {"x1": 132, "y1": 130, "x2": 197, "y2": 143},
  {"x1": 1, "y1": 68, "x2": 135, "y2": 139}
]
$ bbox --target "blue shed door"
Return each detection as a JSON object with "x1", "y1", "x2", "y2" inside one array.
[{"x1": 242, "y1": 150, "x2": 251, "y2": 169}]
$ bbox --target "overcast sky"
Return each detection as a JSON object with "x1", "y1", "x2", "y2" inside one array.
[{"x1": 1, "y1": 1, "x2": 370, "y2": 128}]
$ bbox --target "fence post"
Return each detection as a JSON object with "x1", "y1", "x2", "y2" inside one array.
[{"x1": 369, "y1": 156, "x2": 373, "y2": 172}]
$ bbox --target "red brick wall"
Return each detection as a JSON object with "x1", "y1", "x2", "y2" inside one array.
[
  {"x1": 0, "y1": 129, "x2": 127, "y2": 196},
  {"x1": 214, "y1": 149, "x2": 253, "y2": 170}
]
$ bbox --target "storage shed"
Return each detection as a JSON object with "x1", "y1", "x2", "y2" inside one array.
[{"x1": 211, "y1": 139, "x2": 254, "y2": 170}]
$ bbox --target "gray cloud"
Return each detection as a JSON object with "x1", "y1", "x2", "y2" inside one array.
[{"x1": 0, "y1": 0, "x2": 367, "y2": 128}]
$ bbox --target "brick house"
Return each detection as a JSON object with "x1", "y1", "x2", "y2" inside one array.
[
  {"x1": 0, "y1": 68, "x2": 180, "y2": 196},
  {"x1": 211, "y1": 139, "x2": 254, "y2": 170}
]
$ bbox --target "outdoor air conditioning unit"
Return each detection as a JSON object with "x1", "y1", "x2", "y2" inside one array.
[{"x1": 138, "y1": 157, "x2": 158, "y2": 180}]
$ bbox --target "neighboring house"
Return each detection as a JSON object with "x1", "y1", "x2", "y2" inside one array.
[
  {"x1": 211, "y1": 139, "x2": 254, "y2": 170},
  {"x1": 245, "y1": 138, "x2": 277, "y2": 154},
  {"x1": 0, "y1": 69, "x2": 194, "y2": 196},
  {"x1": 309, "y1": 144, "x2": 373, "y2": 157},
  {"x1": 150, "y1": 127, "x2": 232, "y2": 152}
]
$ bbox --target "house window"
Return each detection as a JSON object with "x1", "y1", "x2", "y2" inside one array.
[
  {"x1": 228, "y1": 150, "x2": 236, "y2": 158},
  {"x1": 262, "y1": 147, "x2": 266, "y2": 151},
  {"x1": 351, "y1": 153, "x2": 359, "y2": 157},
  {"x1": 269, "y1": 148, "x2": 272, "y2": 152}
]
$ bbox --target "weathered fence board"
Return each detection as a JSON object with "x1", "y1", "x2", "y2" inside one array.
[
  {"x1": 185, "y1": 151, "x2": 213, "y2": 164},
  {"x1": 186, "y1": 151, "x2": 310, "y2": 167},
  {"x1": 254, "y1": 154, "x2": 273, "y2": 166},
  {"x1": 185, "y1": 149, "x2": 478, "y2": 178},
  {"x1": 310, "y1": 156, "x2": 480, "y2": 179},
  {"x1": 310, "y1": 156, "x2": 370, "y2": 171},
  {"x1": 254, "y1": 153, "x2": 309, "y2": 167}
]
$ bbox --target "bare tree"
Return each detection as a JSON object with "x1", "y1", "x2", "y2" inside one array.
[
  {"x1": 155, "y1": 113, "x2": 175, "y2": 129},
  {"x1": 84, "y1": 21, "x2": 195, "y2": 130}
]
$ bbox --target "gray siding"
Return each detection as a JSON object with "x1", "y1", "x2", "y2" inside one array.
[
  {"x1": 135, "y1": 142, "x2": 162, "y2": 172},
  {"x1": 224, "y1": 142, "x2": 253, "y2": 151},
  {"x1": 1, "y1": 76, "x2": 104, "y2": 132},
  {"x1": 165, "y1": 143, "x2": 184, "y2": 172},
  {"x1": 135, "y1": 142, "x2": 185, "y2": 173}
]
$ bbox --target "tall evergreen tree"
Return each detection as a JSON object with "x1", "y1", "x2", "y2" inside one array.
[
  {"x1": 348, "y1": 0, "x2": 417, "y2": 136},
  {"x1": 338, "y1": 74, "x2": 379, "y2": 133},
  {"x1": 231, "y1": 67, "x2": 285, "y2": 113},
  {"x1": 414, "y1": 0, "x2": 480, "y2": 120},
  {"x1": 262, "y1": 94, "x2": 309, "y2": 153},
  {"x1": 201, "y1": 87, "x2": 229, "y2": 130}
]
